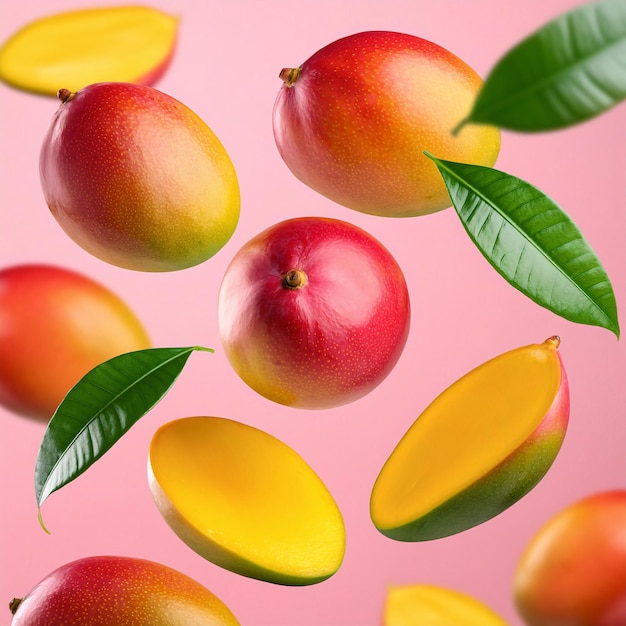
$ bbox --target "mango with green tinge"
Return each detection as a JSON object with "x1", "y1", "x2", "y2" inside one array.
[{"x1": 371, "y1": 337, "x2": 569, "y2": 541}]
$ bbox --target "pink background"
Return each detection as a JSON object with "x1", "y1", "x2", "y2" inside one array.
[{"x1": 1, "y1": 1, "x2": 624, "y2": 624}]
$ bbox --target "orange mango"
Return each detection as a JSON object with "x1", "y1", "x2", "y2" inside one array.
[{"x1": 0, "y1": 264, "x2": 150, "y2": 421}]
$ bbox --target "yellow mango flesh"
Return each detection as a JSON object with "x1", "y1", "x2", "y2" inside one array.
[
  {"x1": 148, "y1": 417, "x2": 345, "y2": 585},
  {"x1": 0, "y1": 6, "x2": 178, "y2": 95},
  {"x1": 384, "y1": 584, "x2": 508, "y2": 626},
  {"x1": 371, "y1": 338, "x2": 565, "y2": 538}
]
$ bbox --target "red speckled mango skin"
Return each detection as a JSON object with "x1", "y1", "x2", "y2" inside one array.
[
  {"x1": 40, "y1": 82, "x2": 240, "y2": 272},
  {"x1": 218, "y1": 217, "x2": 410, "y2": 409},
  {"x1": 0, "y1": 264, "x2": 150, "y2": 421},
  {"x1": 273, "y1": 31, "x2": 501, "y2": 217},
  {"x1": 10, "y1": 555, "x2": 240, "y2": 626}
]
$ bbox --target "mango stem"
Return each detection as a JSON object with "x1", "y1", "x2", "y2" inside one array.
[
  {"x1": 279, "y1": 67, "x2": 301, "y2": 87},
  {"x1": 57, "y1": 88, "x2": 75, "y2": 104},
  {"x1": 282, "y1": 269, "x2": 307, "y2": 290},
  {"x1": 544, "y1": 336, "x2": 561, "y2": 349},
  {"x1": 9, "y1": 598, "x2": 23, "y2": 615}
]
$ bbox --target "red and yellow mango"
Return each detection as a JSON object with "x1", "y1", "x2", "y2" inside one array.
[{"x1": 0, "y1": 264, "x2": 150, "y2": 421}]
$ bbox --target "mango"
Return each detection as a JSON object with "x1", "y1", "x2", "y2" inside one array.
[
  {"x1": 0, "y1": 6, "x2": 178, "y2": 96},
  {"x1": 9, "y1": 555, "x2": 240, "y2": 625},
  {"x1": 514, "y1": 490, "x2": 626, "y2": 626},
  {"x1": 383, "y1": 584, "x2": 508, "y2": 626},
  {"x1": 370, "y1": 337, "x2": 569, "y2": 541},
  {"x1": 273, "y1": 30, "x2": 501, "y2": 217},
  {"x1": 218, "y1": 216, "x2": 410, "y2": 409},
  {"x1": 148, "y1": 416, "x2": 345, "y2": 585},
  {"x1": 0, "y1": 264, "x2": 150, "y2": 421},
  {"x1": 39, "y1": 82, "x2": 240, "y2": 272}
]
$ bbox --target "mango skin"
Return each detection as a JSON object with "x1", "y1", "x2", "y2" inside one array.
[
  {"x1": 273, "y1": 31, "x2": 501, "y2": 217},
  {"x1": 9, "y1": 555, "x2": 240, "y2": 626},
  {"x1": 371, "y1": 338, "x2": 569, "y2": 541},
  {"x1": 218, "y1": 217, "x2": 410, "y2": 409},
  {"x1": 0, "y1": 264, "x2": 150, "y2": 421},
  {"x1": 514, "y1": 490, "x2": 626, "y2": 626},
  {"x1": 40, "y1": 82, "x2": 240, "y2": 272}
]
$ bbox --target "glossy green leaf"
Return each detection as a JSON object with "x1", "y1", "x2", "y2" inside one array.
[
  {"x1": 35, "y1": 346, "x2": 213, "y2": 531},
  {"x1": 456, "y1": 0, "x2": 626, "y2": 132},
  {"x1": 426, "y1": 152, "x2": 620, "y2": 337}
]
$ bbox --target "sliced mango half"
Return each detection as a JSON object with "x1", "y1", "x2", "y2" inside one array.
[
  {"x1": 371, "y1": 337, "x2": 569, "y2": 541},
  {"x1": 384, "y1": 584, "x2": 508, "y2": 626},
  {"x1": 148, "y1": 416, "x2": 345, "y2": 585},
  {"x1": 0, "y1": 6, "x2": 178, "y2": 95}
]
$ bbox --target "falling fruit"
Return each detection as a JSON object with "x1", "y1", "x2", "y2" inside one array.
[
  {"x1": 273, "y1": 30, "x2": 501, "y2": 217},
  {"x1": 217, "y1": 216, "x2": 410, "y2": 409},
  {"x1": 383, "y1": 584, "x2": 508, "y2": 626},
  {"x1": 370, "y1": 336, "x2": 569, "y2": 541},
  {"x1": 40, "y1": 82, "x2": 240, "y2": 272},
  {"x1": 0, "y1": 6, "x2": 178, "y2": 96},
  {"x1": 148, "y1": 416, "x2": 346, "y2": 585},
  {"x1": 0, "y1": 264, "x2": 150, "y2": 421},
  {"x1": 514, "y1": 490, "x2": 626, "y2": 626},
  {"x1": 9, "y1": 555, "x2": 240, "y2": 625}
]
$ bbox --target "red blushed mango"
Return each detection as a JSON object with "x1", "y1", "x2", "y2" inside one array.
[
  {"x1": 514, "y1": 490, "x2": 626, "y2": 626},
  {"x1": 371, "y1": 337, "x2": 569, "y2": 541},
  {"x1": 9, "y1": 555, "x2": 240, "y2": 625},
  {"x1": 40, "y1": 82, "x2": 240, "y2": 272},
  {"x1": 217, "y1": 217, "x2": 410, "y2": 409},
  {"x1": 0, "y1": 264, "x2": 150, "y2": 421},
  {"x1": 273, "y1": 31, "x2": 500, "y2": 218}
]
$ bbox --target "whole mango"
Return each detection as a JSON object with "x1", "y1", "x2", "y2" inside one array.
[
  {"x1": 9, "y1": 555, "x2": 240, "y2": 625},
  {"x1": 514, "y1": 490, "x2": 626, "y2": 626},
  {"x1": 0, "y1": 264, "x2": 150, "y2": 421},
  {"x1": 273, "y1": 31, "x2": 500, "y2": 217},
  {"x1": 218, "y1": 216, "x2": 410, "y2": 409},
  {"x1": 40, "y1": 82, "x2": 240, "y2": 271}
]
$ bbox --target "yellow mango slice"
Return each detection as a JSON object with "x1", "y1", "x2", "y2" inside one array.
[
  {"x1": 148, "y1": 416, "x2": 345, "y2": 585},
  {"x1": 371, "y1": 337, "x2": 569, "y2": 541},
  {"x1": 0, "y1": 6, "x2": 178, "y2": 95},
  {"x1": 384, "y1": 584, "x2": 508, "y2": 626}
]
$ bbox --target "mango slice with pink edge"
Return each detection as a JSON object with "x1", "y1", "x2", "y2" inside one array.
[
  {"x1": 148, "y1": 416, "x2": 345, "y2": 586},
  {"x1": 0, "y1": 6, "x2": 178, "y2": 96},
  {"x1": 383, "y1": 584, "x2": 508, "y2": 626},
  {"x1": 371, "y1": 336, "x2": 569, "y2": 541}
]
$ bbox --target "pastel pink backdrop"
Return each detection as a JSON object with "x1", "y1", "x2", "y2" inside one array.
[{"x1": 1, "y1": 1, "x2": 624, "y2": 625}]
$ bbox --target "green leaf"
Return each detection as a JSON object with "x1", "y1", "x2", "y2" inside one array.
[
  {"x1": 35, "y1": 346, "x2": 213, "y2": 531},
  {"x1": 456, "y1": 0, "x2": 626, "y2": 132},
  {"x1": 425, "y1": 152, "x2": 620, "y2": 337}
]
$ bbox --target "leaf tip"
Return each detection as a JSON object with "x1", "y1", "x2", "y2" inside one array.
[
  {"x1": 37, "y1": 507, "x2": 51, "y2": 535},
  {"x1": 194, "y1": 346, "x2": 215, "y2": 354}
]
